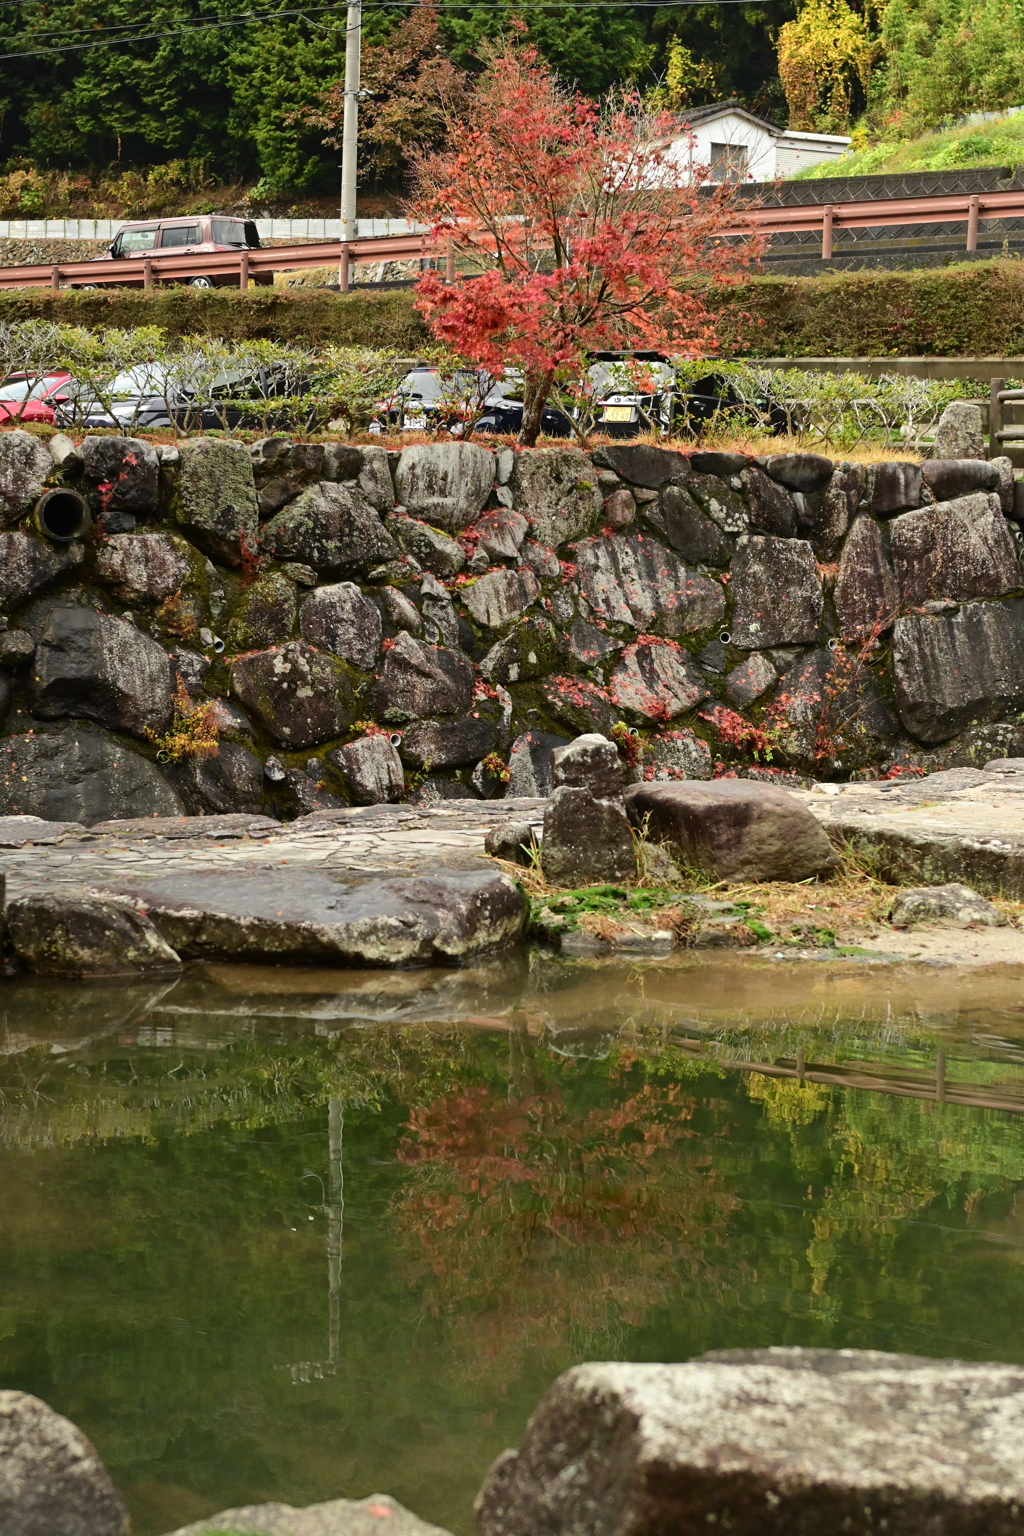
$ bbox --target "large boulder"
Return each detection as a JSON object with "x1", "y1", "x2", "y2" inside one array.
[
  {"x1": 769, "y1": 648, "x2": 898, "y2": 772},
  {"x1": 764, "y1": 452, "x2": 833, "y2": 492},
  {"x1": 262, "y1": 482, "x2": 398, "y2": 575},
  {"x1": 0, "y1": 430, "x2": 53, "y2": 527},
  {"x1": 171, "y1": 742, "x2": 266, "y2": 816},
  {"x1": 462, "y1": 567, "x2": 540, "y2": 628},
  {"x1": 728, "y1": 537, "x2": 823, "y2": 648},
  {"x1": 922, "y1": 458, "x2": 1000, "y2": 501},
  {"x1": 893, "y1": 600, "x2": 1024, "y2": 742},
  {"x1": 176, "y1": 437, "x2": 259, "y2": 565},
  {"x1": 327, "y1": 734, "x2": 405, "y2": 804},
  {"x1": 933, "y1": 399, "x2": 985, "y2": 459},
  {"x1": 0, "y1": 1389, "x2": 129, "y2": 1536},
  {"x1": 230, "y1": 642, "x2": 356, "y2": 748},
  {"x1": 591, "y1": 443, "x2": 688, "y2": 488},
  {"x1": 624, "y1": 779, "x2": 840, "y2": 880},
  {"x1": 835, "y1": 515, "x2": 899, "y2": 642},
  {"x1": 0, "y1": 530, "x2": 83, "y2": 614},
  {"x1": 162, "y1": 1493, "x2": 454, "y2": 1536},
  {"x1": 889, "y1": 492, "x2": 1020, "y2": 604},
  {"x1": 367, "y1": 630, "x2": 474, "y2": 723},
  {"x1": 386, "y1": 512, "x2": 465, "y2": 577},
  {"x1": 7, "y1": 890, "x2": 181, "y2": 976},
  {"x1": 505, "y1": 729, "x2": 571, "y2": 796},
  {"x1": 394, "y1": 442, "x2": 495, "y2": 532},
  {"x1": 686, "y1": 473, "x2": 748, "y2": 534},
  {"x1": 639, "y1": 728, "x2": 713, "y2": 781},
  {"x1": 610, "y1": 640, "x2": 709, "y2": 721},
  {"x1": 642, "y1": 485, "x2": 731, "y2": 567},
  {"x1": 93, "y1": 532, "x2": 196, "y2": 608},
  {"x1": 80, "y1": 435, "x2": 159, "y2": 514},
  {"x1": 225, "y1": 571, "x2": 297, "y2": 651},
  {"x1": 299, "y1": 582, "x2": 382, "y2": 670},
  {"x1": 508, "y1": 448, "x2": 603, "y2": 547},
  {"x1": 0, "y1": 725, "x2": 183, "y2": 824},
  {"x1": 475, "y1": 1350, "x2": 1024, "y2": 1536},
  {"x1": 741, "y1": 465, "x2": 796, "y2": 537},
  {"x1": 400, "y1": 716, "x2": 497, "y2": 769},
  {"x1": 869, "y1": 460, "x2": 923, "y2": 516},
  {"x1": 480, "y1": 617, "x2": 559, "y2": 684},
  {"x1": 576, "y1": 533, "x2": 724, "y2": 636},
  {"x1": 30, "y1": 607, "x2": 174, "y2": 739}
]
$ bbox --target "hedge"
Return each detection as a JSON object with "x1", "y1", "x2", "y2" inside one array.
[{"x1": 3, "y1": 258, "x2": 1024, "y2": 356}]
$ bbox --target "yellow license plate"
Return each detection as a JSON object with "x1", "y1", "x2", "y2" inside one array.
[{"x1": 602, "y1": 405, "x2": 634, "y2": 423}]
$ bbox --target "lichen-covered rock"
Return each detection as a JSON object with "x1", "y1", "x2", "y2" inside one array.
[
  {"x1": 869, "y1": 460, "x2": 923, "y2": 516},
  {"x1": 933, "y1": 399, "x2": 985, "y2": 459},
  {"x1": 726, "y1": 651, "x2": 778, "y2": 708},
  {"x1": 225, "y1": 571, "x2": 297, "y2": 651},
  {"x1": 576, "y1": 532, "x2": 724, "y2": 636},
  {"x1": 176, "y1": 437, "x2": 259, "y2": 565},
  {"x1": 163, "y1": 1492, "x2": 455, "y2": 1536},
  {"x1": 993, "y1": 455, "x2": 1016, "y2": 514},
  {"x1": 890, "y1": 881, "x2": 1006, "y2": 928},
  {"x1": 356, "y1": 444, "x2": 395, "y2": 513},
  {"x1": 230, "y1": 641, "x2": 356, "y2": 748},
  {"x1": 400, "y1": 715, "x2": 497, "y2": 769},
  {"x1": 7, "y1": 890, "x2": 181, "y2": 976},
  {"x1": 764, "y1": 452, "x2": 834, "y2": 493},
  {"x1": 385, "y1": 513, "x2": 465, "y2": 578},
  {"x1": 505, "y1": 729, "x2": 571, "y2": 796},
  {"x1": 0, "y1": 1389, "x2": 130, "y2": 1536},
  {"x1": 80, "y1": 435, "x2": 159, "y2": 514},
  {"x1": 93, "y1": 531, "x2": 196, "y2": 608},
  {"x1": 643, "y1": 484, "x2": 731, "y2": 567},
  {"x1": 640, "y1": 729, "x2": 713, "y2": 781},
  {"x1": 31, "y1": 607, "x2": 174, "y2": 739},
  {"x1": 591, "y1": 443, "x2": 688, "y2": 489},
  {"x1": 367, "y1": 630, "x2": 474, "y2": 723},
  {"x1": 0, "y1": 724, "x2": 183, "y2": 824},
  {"x1": 541, "y1": 675, "x2": 619, "y2": 737},
  {"x1": 687, "y1": 473, "x2": 749, "y2": 534},
  {"x1": 0, "y1": 530, "x2": 84, "y2": 614},
  {"x1": 508, "y1": 447, "x2": 603, "y2": 547},
  {"x1": 889, "y1": 492, "x2": 1020, "y2": 604},
  {"x1": 0, "y1": 628, "x2": 35, "y2": 669},
  {"x1": 810, "y1": 460, "x2": 864, "y2": 553},
  {"x1": 922, "y1": 458, "x2": 1000, "y2": 502},
  {"x1": 551, "y1": 732, "x2": 624, "y2": 797},
  {"x1": 602, "y1": 489, "x2": 635, "y2": 530},
  {"x1": 565, "y1": 616, "x2": 621, "y2": 665},
  {"x1": 480, "y1": 616, "x2": 559, "y2": 684},
  {"x1": 262, "y1": 482, "x2": 398, "y2": 575},
  {"x1": 380, "y1": 584, "x2": 423, "y2": 637},
  {"x1": 172, "y1": 741, "x2": 266, "y2": 816},
  {"x1": 420, "y1": 573, "x2": 460, "y2": 648},
  {"x1": 770, "y1": 648, "x2": 898, "y2": 772},
  {"x1": 835, "y1": 515, "x2": 899, "y2": 642},
  {"x1": 519, "y1": 539, "x2": 561, "y2": 578},
  {"x1": 741, "y1": 465, "x2": 796, "y2": 537},
  {"x1": 475, "y1": 1350, "x2": 1024, "y2": 1536},
  {"x1": 328, "y1": 734, "x2": 405, "y2": 805},
  {"x1": 609, "y1": 639, "x2": 709, "y2": 721},
  {"x1": 0, "y1": 430, "x2": 54, "y2": 527},
  {"x1": 299, "y1": 582, "x2": 382, "y2": 670},
  {"x1": 463, "y1": 567, "x2": 540, "y2": 628},
  {"x1": 471, "y1": 508, "x2": 529, "y2": 559},
  {"x1": 625, "y1": 779, "x2": 840, "y2": 880},
  {"x1": 394, "y1": 442, "x2": 495, "y2": 532},
  {"x1": 542, "y1": 784, "x2": 635, "y2": 884},
  {"x1": 728, "y1": 536, "x2": 823, "y2": 648},
  {"x1": 893, "y1": 600, "x2": 1024, "y2": 742},
  {"x1": 690, "y1": 451, "x2": 749, "y2": 476}
]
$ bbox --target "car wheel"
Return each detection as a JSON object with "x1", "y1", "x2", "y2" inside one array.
[
  {"x1": 76, "y1": 284, "x2": 100, "y2": 290},
  {"x1": 189, "y1": 276, "x2": 215, "y2": 289}
]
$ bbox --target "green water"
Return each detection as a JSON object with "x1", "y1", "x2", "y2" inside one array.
[{"x1": 5, "y1": 953, "x2": 1024, "y2": 1535}]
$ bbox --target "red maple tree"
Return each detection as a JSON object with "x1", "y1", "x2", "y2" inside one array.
[{"x1": 408, "y1": 41, "x2": 763, "y2": 445}]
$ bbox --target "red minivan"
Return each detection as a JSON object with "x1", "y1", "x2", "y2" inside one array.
[{"x1": 84, "y1": 215, "x2": 269, "y2": 288}]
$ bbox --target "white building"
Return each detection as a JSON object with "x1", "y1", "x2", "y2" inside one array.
[{"x1": 662, "y1": 101, "x2": 851, "y2": 184}]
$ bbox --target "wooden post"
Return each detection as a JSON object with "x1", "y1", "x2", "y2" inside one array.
[
  {"x1": 339, "y1": 242, "x2": 350, "y2": 293},
  {"x1": 239, "y1": 251, "x2": 249, "y2": 291},
  {"x1": 989, "y1": 376, "x2": 1004, "y2": 460},
  {"x1": 143, "y1": 257, "x2": 153, "y2": 291},
  {"x1": 967, "y1": 195, "x2": 980, "y2": 253},
  {"x1": 821, "y1": 206, "x2": 834, "y2": 261},
  {"x1": 936, "y1": 1050, "x2": 946, "y2": 1105},
  {"x1": 445, "y1": 239, "x2": 455, "y2": 283},
  {"x1": 50, "y1": 265, "x2": 60, "y2": 292}
]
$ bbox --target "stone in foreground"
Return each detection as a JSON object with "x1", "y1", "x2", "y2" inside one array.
[
  {"x1": 0, "y1": 1389, "x2": 129, "y2": 1536},
  {"x1": 542, "y1": 786, "x2": 635, "y2": 886},
  {"x1": 475, "y1": 1349, "x2": 1024, "y2": 1536},
  {"x1": 163, "y1": 1492, "x2": 454, "y2": 1536},
  {"x1": 7, "y1": 890, "x2": 182, "y2": 976},
  {"x1": 889, "y1": 882, "x2": 1007, "y2": 929},
  {"x1": 625, "y1": 780, "x2": 839, "y2": 882}
]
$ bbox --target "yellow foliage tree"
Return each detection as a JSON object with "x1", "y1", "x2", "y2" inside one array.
[
  {"x1": 646, "y1": 40, "x2": 719, "y2": 112},
  {"x1": 777, "y1": 0, "x2": 876, "y2": 133}
]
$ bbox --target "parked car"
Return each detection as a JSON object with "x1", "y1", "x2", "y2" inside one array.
[
  {"x1": 0, "y1": 370, "x2": 75, "y2": 424},
  {"x1": 74, "y1": 215, "x2": 268, "y2": 289},
  {"x1": 372, "y1": 366, "x2": 571, "y2": 437},
  {"x1": 74, "y1": 360, "x2": 301, "y2": 432}
]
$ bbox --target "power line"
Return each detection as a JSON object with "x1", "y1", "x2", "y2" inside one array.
[{"x1": 0, "y1": 0, "x2": 788, "y2": 60}]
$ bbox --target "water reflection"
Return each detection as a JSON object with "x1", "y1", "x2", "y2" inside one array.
[{"x1": 3, "y1": 955, "x2": 1024, "y2": 1534}]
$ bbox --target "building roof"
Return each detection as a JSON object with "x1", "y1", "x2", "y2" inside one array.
[{"x1": 667, "y1": 100, "x2": 782, "y2": 137}]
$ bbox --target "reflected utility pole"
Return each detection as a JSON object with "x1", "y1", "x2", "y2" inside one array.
[{"x1": 327, "y1": 1099, "x2": 344, "y2": 1371}]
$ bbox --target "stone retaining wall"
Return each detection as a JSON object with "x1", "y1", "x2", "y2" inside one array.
[{"x1": 0, "y1": 422, "x2": 1021, "y2": 825}]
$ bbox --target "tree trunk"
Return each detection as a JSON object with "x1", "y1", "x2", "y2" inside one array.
[{"x1": 517, "y1": 368, "x2": 556, "y2": 447}]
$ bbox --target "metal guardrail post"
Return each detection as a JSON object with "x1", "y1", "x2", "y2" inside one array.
[
  {"x1": 990, "y1": 377, "x2": 1004, "y2": 458},
  {"x1": 50, "y1": 265, "x2": 59, "y2": 292},
  {"x1": 143, "y1": 257, "x2": 152, "y2": 291},
  {"x1": 967, "y1": 195, "x2": 980, "y2": 252},
  {"x1": 339, "y1": 243, "x2": 350, "y2": 293},
  {"x1": 821, "y1": 205, "x2": 834, "y2": 260},
  {"x1": 239, "y1": 251, "x2": 249, "y2": 292}
]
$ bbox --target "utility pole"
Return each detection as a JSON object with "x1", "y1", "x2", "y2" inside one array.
[{"x1": 340, "y1": 0, "x2": 361, "y2": 244}]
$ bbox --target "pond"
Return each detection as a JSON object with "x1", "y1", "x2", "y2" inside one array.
[{"x1": 4, "y1": 953, "x2": 1024, "y2": 1535}]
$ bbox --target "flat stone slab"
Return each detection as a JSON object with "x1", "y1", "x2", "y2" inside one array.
[{"x1": 163, "y1": 1493, "x2": 453, "y2": 1536}]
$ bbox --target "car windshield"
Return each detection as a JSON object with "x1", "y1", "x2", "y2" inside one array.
[
  {"x1": 589, "y1": 361, "x2": 675, "y2": 397},
  {"x1": 0, "y1": 375, "x2": 61, "y2": 401},
  {"x1": 104, "y1": 366, "x2": 170, "y2": 398},
  {"x1": 399, "y1": 369, "x2": 492, "y2": 404}
]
